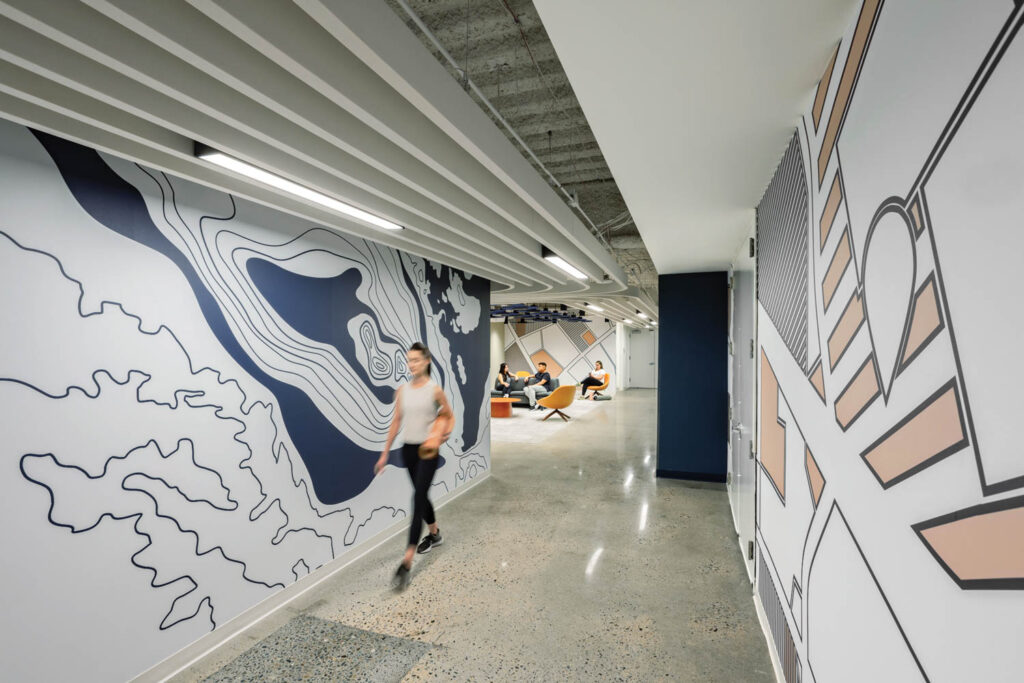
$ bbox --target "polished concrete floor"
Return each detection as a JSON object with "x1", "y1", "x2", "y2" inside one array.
[{"x1": 171, "y1": 389, "x2": 773, "y2": 681}]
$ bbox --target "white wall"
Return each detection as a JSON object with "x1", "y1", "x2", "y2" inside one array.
[
  {"x1": 615, "y1": 322, "x2": 630, "y2": 390},
  {"x1": 489, "y1": 320, "x2": 504, "y2": 380}
]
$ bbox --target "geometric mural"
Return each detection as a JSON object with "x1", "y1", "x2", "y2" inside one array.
[
  {"x1": 754, "y1": 1, "x2": 1024, "y2": 680},
  {"x1": 504, "y1": 318, "x2": 617, "y2": 395},
  {"x1": 0, "y1": 121, "x2": 489, "y2": 681}
]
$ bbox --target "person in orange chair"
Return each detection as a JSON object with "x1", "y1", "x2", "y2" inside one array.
[
  {"x1": 523, "y1": 361, "x2": 552, "y2": 410},
  {"x1": 580, "y1": 360, "x2": 609, "y2": 400},
  {"x1": 375, "y1": 342, "x2": 454, "y2": 590}
]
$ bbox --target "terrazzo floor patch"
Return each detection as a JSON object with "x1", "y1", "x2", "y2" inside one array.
[{"x1": 203, "y1": 614, "x2": 431, "y2": 683}]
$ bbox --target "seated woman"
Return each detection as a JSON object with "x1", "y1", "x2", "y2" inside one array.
[
  {"x1": 494, "y1": 362, "x2": 513, "y2": 397},
  {"x1": 580, "y1": 360, "x2": 609, "y2": 400}
]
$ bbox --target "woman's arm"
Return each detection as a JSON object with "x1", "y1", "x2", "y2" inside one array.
[
  {"x1": 427, "y1": 385, "x2": 456, "y2": 447},
  {"x1": 375, "y1": 386, "x2": 402, "y2": 474}
]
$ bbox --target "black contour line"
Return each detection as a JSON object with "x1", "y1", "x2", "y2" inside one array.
[
  {"x1": 895, "y1": 272, "x2": 946, "y2": 377},
  {"x1": 821, "y1": 227, "x2": 854, "y2": 314},
  {"x1": 858, "y1": 197, "x2": 918, "y2": 404},
  {"x1": 827, "y1": 287, "x2": 866, "y2": 372},
  {"x1": 805, "y1": 501, "x2": 930, "y2": 682},
  {"x1": 904, "y1": 8, "x2": 1024, "y2": 496},
  {"x1": 832, "y1": 354, "x2": 881, "y2": 433},
  {"x1": 2, "y1": 230, "x2": 354, "y2": 620}
]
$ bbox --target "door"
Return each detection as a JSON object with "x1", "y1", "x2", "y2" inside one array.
[
  {"x1": 729, "y1": 226, "x2": 757, "y2": 581},
  {"x1": 629, "y1": 329, "x2": 658, "y2": 388}
]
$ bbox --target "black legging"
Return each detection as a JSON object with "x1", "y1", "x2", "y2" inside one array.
[
  {"x1": 402, "y1": 443, "x2": 438, "y2": 546},
  {"x1": 580, "y1": 376, "x2": 603, "y2": 395}
]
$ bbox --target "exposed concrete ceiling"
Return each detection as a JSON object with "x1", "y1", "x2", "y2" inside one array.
[
  {"x1": 535, "y1": 0, "x2": 859, "y2": 274},
  {"x1": 384, "y1": 0, "x2": 659, "y2": 297},
  {"x1": 0, "y1": 0, "x2": 657, "y2": 324}
]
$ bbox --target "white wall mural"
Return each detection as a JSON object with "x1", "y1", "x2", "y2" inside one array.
[
  {"x1": 754, "y1": 2, "x2": 1024, "y2": 682},
  {"x1": 0, "y1": 120, "x2": 489, "y2": 682},
  {"x1": 503, "y1": 319, "x2": 617, "y2": 393}
]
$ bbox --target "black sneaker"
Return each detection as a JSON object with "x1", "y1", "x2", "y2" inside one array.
[
  {"x1": 417, "y1": 531, "x2": 443, "y2": 554},
  {"x1": 392, "y1": 563, "x2": 410, "y2": 590}
]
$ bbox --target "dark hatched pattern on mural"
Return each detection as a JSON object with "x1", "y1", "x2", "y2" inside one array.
[
  {"x1": 758, "y1": 551, "x2": 801, "y2": 683},
  {"x1": 757, "y1": 133, "x2": 811, "y2": 372},
  {"x1": 558, "y1": 319, "x2": 593, "y2": 353}
]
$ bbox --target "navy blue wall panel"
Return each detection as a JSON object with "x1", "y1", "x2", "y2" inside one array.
[{"x1": 656, "y1": 271, "x2": 728, "y2": 482}]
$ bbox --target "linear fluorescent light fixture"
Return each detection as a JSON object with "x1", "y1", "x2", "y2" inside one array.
[
  {"x1": 584, "y1": 302, "x2": 604, "y2": 312},
  {"x1": 636, "y1": 310, "x2": 649, "y2": 319},
  {"x1": 195, "y1": 143, "x2": 403, "y2": 231},
  {"x1": 541, "y1": 247, "x2": 587, "y2": 280}
]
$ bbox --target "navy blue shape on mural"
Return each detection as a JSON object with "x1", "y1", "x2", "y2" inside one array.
[
  {"x1": 423, "y1": 265, "x2": 489, "y2": 448},
  {"x1": 246, "y1": 256, "x2": 398, "y2": 405},
  {"x1": 29, "y1": 131, "x2": 480, "y2": 505}
]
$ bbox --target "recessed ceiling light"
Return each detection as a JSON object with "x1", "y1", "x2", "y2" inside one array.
[{"x1": 195, "y1": 143, "x2": 403, "y2": 231}]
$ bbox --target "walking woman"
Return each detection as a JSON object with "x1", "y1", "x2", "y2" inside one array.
[
  {"x1": 580, "y1": 360, "x2": 608, "y2": 399},
  {"x1": 375, "y1": 342, "x2": 454, "y2": 589}
]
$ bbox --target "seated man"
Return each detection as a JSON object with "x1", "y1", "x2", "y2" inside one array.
[{"x1": 523, "y1": 362, "x2": 552, "y2": 411}]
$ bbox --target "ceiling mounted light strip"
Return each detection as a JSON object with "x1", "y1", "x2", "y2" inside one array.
[
  {"x1": 541, "y1": 246, "x2": 588, "y2": 280},
  {"x1": 194, "y1": 143, "x2": 404, "y2": 231}
]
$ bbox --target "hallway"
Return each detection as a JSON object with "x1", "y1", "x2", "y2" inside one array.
[{"x1": 164, "y1": 390, "x2": 772, "y2": 681}]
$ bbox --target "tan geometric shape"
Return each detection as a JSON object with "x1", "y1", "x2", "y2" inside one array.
[
  {"x1": 812, "y1": 43, "x2": 840, "y2": 131},
  {"x1": 822, "y1": 230, "x2": 852, "y2": 311},
  {"x1": 805, "y1": 447, "x2": 825, "y2": 508},
  {"x1": 828, "y1": 290, "x2": 865, "y2": 370},
  {"x1": 529, "y1": 350, "x2": 562, "y2": 378},
  {"x1": 834, "y1": 356, "x2": 880, "y2": 429},
  {"x1": 817, "y1": 0, "x2": 882, "y2": 185},
  {"x1": 862, "y1": 382, "x2": 966, "y2": 487},
  {"x1": 582, "y1": 329, "x2": 597, "y2": 346},
  {"x1": 909, "y1": 197, "x2": 924, "y2": 236},
  {"x1": 760, "y1": 350, "x2": 786, "y2": 500},
  {"x1": 901, "y1": 277, "x2": 942, "y2": 367},
  {"x1": 915, "y1": 496, "x2": 1024, "y2": 588},
  {"x1": 820, "y1": 174, "x2": 843, "y2": 250},
  {"x1": 809, "y1": 360, "x2": 826, "y2": 403}
]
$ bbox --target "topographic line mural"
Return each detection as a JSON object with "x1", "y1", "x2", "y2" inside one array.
[{"x1": 0, "y1": 120, "x2": 488, "y2": 681}]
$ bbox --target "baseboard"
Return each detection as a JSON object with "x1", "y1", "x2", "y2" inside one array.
[
  {"x1": 737, "y1": 537, "x2": 754, "y2": 584},
  {"x1": 132, "y1": 470, "x2": 491, "y2": 683},
  {"x1": 752, "y1": 587, "x2": 785, "y2": 683},
  {"x1": 655, "y1": 469, "x2": 727, "y2": 483}
]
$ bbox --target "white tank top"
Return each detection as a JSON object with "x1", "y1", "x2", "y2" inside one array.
[{"x1": 400, "y1": 379, "x2": 439, "y2": 444}]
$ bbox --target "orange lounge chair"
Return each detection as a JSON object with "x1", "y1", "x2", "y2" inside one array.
[
  {"x1": 537, "y1": 385, "x2": 576, "y2": 422},
  {"x1": 586, "y1": 373, "x2": 610, "y2": 398}
]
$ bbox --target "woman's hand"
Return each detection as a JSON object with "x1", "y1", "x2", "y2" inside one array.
[{"x1": 374, "y1": 452, "x2": 388, "y2": 475}]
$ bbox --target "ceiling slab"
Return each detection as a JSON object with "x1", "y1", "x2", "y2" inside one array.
[{"x1": 535, "y1": 0, "x2": 858, "y2": 274}]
